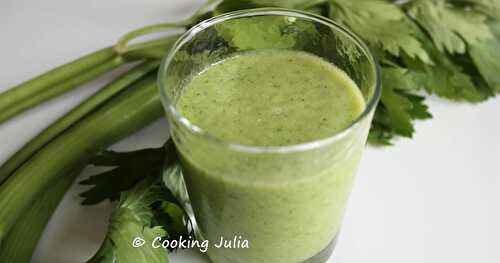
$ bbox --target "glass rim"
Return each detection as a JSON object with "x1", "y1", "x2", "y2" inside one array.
[{"x1": 158, "y1": 8, "x2": 382, "y2": 154}]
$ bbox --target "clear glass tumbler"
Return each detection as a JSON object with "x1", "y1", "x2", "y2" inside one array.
[{"x1": 158, "y1": 8, "x2": 381, "y2": 263}]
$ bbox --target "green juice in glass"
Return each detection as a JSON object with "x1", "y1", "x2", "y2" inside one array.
[{"x1": 174, "y1": 49, "x2": 366, "y2": 263}]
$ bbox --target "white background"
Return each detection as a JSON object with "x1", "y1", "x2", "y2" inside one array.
[{"x1": 1, "y1": 0, "x2": 499, "y2": 262}]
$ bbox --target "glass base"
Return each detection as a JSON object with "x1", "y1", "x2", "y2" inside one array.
[
  {"x1": 200, "y1": 234, "x2": 338, "y2": 263},
  {"x1": 302, "y1": 235, "x2": 338, "y2": 263}
]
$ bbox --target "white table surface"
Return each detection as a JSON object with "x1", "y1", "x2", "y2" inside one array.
[{"x1": 1, "y1": 1, "x2": 499, "y2": 262}]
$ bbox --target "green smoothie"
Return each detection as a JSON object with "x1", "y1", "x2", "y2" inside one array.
[{"x1": 175, "y1": 49, "x2": 366, "y2": 263}]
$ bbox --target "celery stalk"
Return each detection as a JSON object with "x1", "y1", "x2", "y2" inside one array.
[
  {"x1": 0, "y1": 34, "x2": 180, "y2": 125},
  {"x1": 0, "y1": 48, "x2": 120, "y2": 124},
  {"x1": 0, "y1": 61, "x2": 160, "y2": 184},
  {"x1": 0, "y1": 169, "x2": 80, "y2": 262},
  {"x1": 0, "y1": 74, "x2": 163, "y2": 242}
]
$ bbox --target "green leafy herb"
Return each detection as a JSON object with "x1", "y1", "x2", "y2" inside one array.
[
  {"x1": 379, "y1": 77, "x2": 418, "y2": 138},
  {"x1": 408, "y1": 0, "x2": 493, "y2": 54},
  {"x1": 469, "y1": 21, "x2": 500, "y2": 92},
  {"x1": 461, "y1": 0, "x2": 500, "y2": 17},
  {"x1": 87, "y1": 177, "x2": 170, "y2": 263},
  {"x1": 330, "y1": 0, "x2": 432, "y2": 64},
  {"x1": 84, "y1": 141, "x2": 193, "y2": 263},
  {"x1": 79, "y1": 145, "x2": 165, "y2": 205}
]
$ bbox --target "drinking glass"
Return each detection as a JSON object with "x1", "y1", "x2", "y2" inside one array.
[{"x1": 158, "y1": 8, "x2": 381, "y2": 263}]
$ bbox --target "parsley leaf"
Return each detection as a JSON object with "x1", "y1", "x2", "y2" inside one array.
[
  {"x1": 408, "y1": 0, "x2": 493, "y2": 54},
  {"x1": 401, "y1": 32, "x2": 490, "y2": 102},
  {"x1": 451, "y1": 0, "x2": 500, "y2": 17},
  {"x1": 380, "y1": 68, "x2": 422, "y2": 137},
  {"x1": 469, "y1": 21, "x2": 500, "y2": 93},
  {"x1": 329, "y1": 0, "x2": 431, "y2": 64},
  {"x1": 369, "y1": 66, "x2": 432, "y2": 145},
  {"x1": 85, "y1": 141, "x2": 193, "y2": 263},
  {"x1": 87, "y1": 177, "x2": 169, "y2": 263},
  {"x1": 79, "y1": 140, "x2": 176, "y2": 205},
  {"x1": 369, "y1": 90, "x2": 432, "y2": 145}
]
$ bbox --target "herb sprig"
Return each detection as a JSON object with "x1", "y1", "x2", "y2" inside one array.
[{"x1": 83, "y1": 140, "x2": 194, "y2": 263}]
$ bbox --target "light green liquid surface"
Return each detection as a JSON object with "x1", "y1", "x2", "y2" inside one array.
[
  {"x1": 177, "y1": 50, "x2": 365, "y2": 146},
  {"x1": 175, "y1": 50, "x2": 366, "y2": 263}
]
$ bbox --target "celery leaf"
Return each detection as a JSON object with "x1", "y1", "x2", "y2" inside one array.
[
  {"x1": 469, "y1": 21, "x2": 500, "y2": 93},
  {"x1": 79, "y1": 141, "x2": 176, "y2": 205},
  {"x1": 408, "y1": 0, "x2": 493, "y2": 54},
  {"x1": 87, "y1": 177, "x2": 169, "y2": 263},
  {"x1": 82, "y1": 140, "x2": 194, "y2": 262},
  {"x1": 329, "y1": 0, "x2": 431, "y2": 63},
  {"x1": 79, "y1": 147, "x2": 164, "y2": 205}
]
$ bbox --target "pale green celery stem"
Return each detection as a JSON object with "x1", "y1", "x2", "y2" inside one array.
[
  {"x1": 0, "y1": 75, "x2": 163, "y2": 242},
  {"x1": 0, "y1": 169, "x2": 80, "y2": 263},
  {"x1": 123, "y1": 36, "x2": 180, "y2": 60},
  {"x1": 0, "y1": 60, "x2": 160, "y2": 184},
  {"x1": 0, "y1": 48, "x2": 121, "y2": 124},
  {"x1": 116, "y1": 24, "x2": 185, "y2": 54},
  {"x1": 113, "y1": 1, "x2": 213, "y2": 52},
  {"x1": 0, "y1": 34, "x2": 180, "y2": 125}
]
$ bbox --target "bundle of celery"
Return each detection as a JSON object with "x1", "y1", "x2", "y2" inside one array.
[{"x1": 0, "y1": 0, "x2": 499, "y2": 262}]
